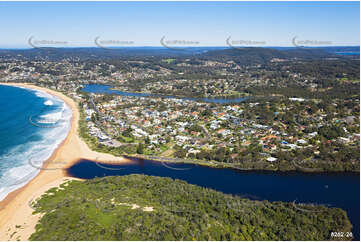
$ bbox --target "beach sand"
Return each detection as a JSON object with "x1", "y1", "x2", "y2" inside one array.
[{"x1": 0, "y1": 83, "x2": 130, "y2": 240}]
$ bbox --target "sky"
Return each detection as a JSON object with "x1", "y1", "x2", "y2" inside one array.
[{"x1": 0, "y1": 1, "x2": 359, "y2": 48}]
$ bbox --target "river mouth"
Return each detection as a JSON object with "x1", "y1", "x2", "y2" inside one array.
[{"x1": 66, "y1": 157, "x2": 360, "y2": 240}]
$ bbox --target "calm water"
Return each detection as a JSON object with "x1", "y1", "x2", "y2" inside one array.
[
  {"x1": 335, "y1": 52, "x2": 360, "y2": 56},
  {"x1": 67, "y1": 158, "x2": 360, "y2": 240},
  {"x1": 82, "y1": 84, "x2": 248, "y2": 103}
]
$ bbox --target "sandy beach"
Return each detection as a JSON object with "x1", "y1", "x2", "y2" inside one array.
[{"x1": 0, "y1": 83, "x2": 130, "y2": 240}]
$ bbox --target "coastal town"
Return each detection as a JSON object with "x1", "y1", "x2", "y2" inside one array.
[
  {"x1": 0, "y1": 48, "x2": 359, "y2": 171},
  {"x1": 0, "y1": 2, "x2": 360, "y2": 241},
  {"x1": 79, "y1": 91, "x2": 359, "y2": 171}
]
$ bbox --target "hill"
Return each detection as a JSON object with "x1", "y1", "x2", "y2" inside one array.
[
  {"x1": 29, "y1": 174, "x2": 352, "y2": 240},
  {"x1": 200, "y1": 47, "x2": 338, "y2": 65},
  {"x1": 0, "y1": 46, "x2": 343, "y2": 62}
]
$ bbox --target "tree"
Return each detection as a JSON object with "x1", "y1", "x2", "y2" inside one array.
[
  {"x1": 122, "y1": 127, "x2": 133, "y2": 138},
  {"x1": 145, "y1": 137, "x2": 150, "y2": 144},
  {"x1": 137, "y1": 143, "x2": 144, "y2": 154}
]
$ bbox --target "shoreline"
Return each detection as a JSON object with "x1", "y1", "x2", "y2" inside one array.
[
  {"x1": 83, "y1": 84, "x2": 358, "y2": 173},
  {"x1": 108, "y1": 154, "x2": 361, "y2": 174},
  {"x1": 0, "y1": 83, "x2": 130, "y2": 240},
  {"x1": 86, "y1": 84, "x2": 248, "y2": 102}
]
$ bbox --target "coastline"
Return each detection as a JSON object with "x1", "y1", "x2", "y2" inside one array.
[
  {"x1": 0, "y1": 83, "x2": 358, "y2": 240},
  {"x1": 0, "y1": 83, "x2": 130, "y2": 240}
]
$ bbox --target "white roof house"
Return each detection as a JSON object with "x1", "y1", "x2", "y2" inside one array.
[{"x1": 267, "y1": 157, "x2": 277, "y2": 162}]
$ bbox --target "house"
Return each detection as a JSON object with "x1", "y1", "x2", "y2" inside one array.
[
  {"x1": 338, "y1": 137, "x2": 350, "y2": 144},
  {"x1": 308, "y1": 132, "x2": 318, "y2": 138},
  {"x1": 297, "y1": 139, "x2": 307, "y2": 145},
  {"x1": 345, "y1": 116, "x2": 356, "y2": 125},
  {"x1": 175, "y1": 135, "x2": 190, "y2": 143},
  {"x1": 217, "y1": 128, "x2": 231, "y2": 136},
  {"x1": 266, "y1": 157, "x2": 277, "y2": 162},
  {"x1": 289, "y1": 97, "x2": 305, "y2": 102}
]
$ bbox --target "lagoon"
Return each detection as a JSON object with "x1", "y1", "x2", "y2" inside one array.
[
  {"x1": 67, "y1": 158, "x2": 360, "y2": 240},
  {"x1": 82, "y1": 84, "x2": 248, "y2": 104}
]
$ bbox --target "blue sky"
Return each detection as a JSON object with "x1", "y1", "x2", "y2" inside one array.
[{"x1": 0, "y1": 1, "x2": 359, "y2": 48}]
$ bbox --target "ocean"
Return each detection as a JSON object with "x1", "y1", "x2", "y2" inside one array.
[{"x1": 0, "y1": 85, "x2": 72, "y2": 201}]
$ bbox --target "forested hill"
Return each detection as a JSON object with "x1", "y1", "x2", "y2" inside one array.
[
  {"x1": 29, "y1": 175, "x2": 352, "y2": 241},
  {"x1": 200, "y1": 47, "x2": 339, "y2": 65},
  {"x1": 0, "y1": 46, "x2": 352, "y2": 62}
]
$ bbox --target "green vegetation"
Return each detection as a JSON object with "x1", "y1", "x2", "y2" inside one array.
[
  {"x1": 25, "y1": 46, "x2": 358, "y2": 174},
  {"x1": 30, "y1": 175, "x2": 352, "y2": 241},
  {"x1": 78, "y1": 103, "x2": 137, "y2": 156}
]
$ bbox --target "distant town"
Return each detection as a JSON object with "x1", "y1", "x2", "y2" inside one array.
[{"x1": 0, "y1": 47, "x2": 359, "y2": 172}]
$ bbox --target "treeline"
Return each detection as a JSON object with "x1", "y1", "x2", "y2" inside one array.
[
  {"x1": 30, "y1": 175, "x2": 352, "y2": 241},
  {"x1": 244, "y1": 82, "x2": 359, "y2": 100},
  {"x1": 288, "y1": 59, "x2": 360, "y2": 80}
]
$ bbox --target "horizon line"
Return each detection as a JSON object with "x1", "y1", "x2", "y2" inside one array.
[{"x1": 0, "y1": 45, "x2": 360, "y2": 50}]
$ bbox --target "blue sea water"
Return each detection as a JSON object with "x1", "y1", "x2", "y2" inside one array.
[{"x1": 0, "y1": 85, "x2": 72, "y2": 201}]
